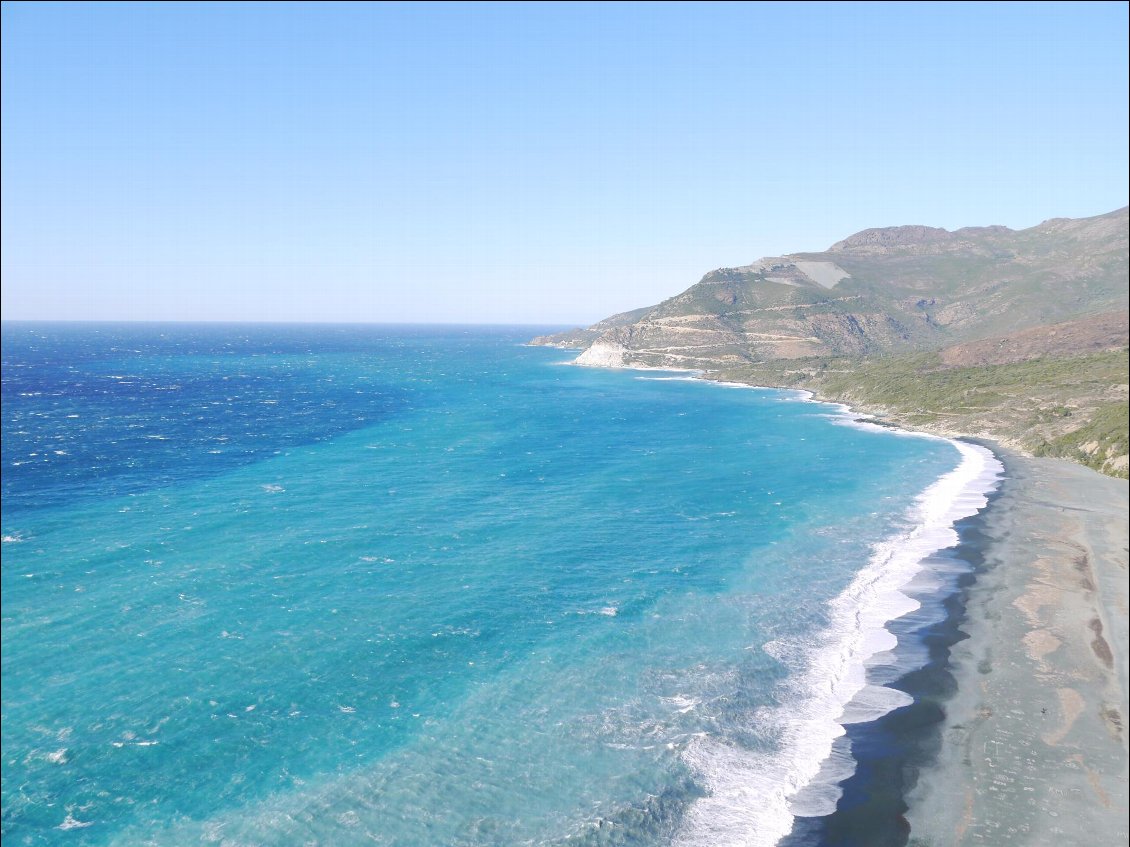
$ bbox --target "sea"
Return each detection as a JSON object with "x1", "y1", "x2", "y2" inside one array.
[{"x1": 1, "y1": 323, "x2": 1001, "y2": 847}]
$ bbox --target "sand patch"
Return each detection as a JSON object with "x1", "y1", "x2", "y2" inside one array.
[
  {"x1": 955, "y1": 786, "x2": 975, "y2": 842},
  {"x1": 1043, "y1": 687, "x2": 1085, "y2": 746},
  {"x1": 1012, "y1": 577, "x2": 1061, "y2": 627},
  {"x1": 1070, "y1": 753, "x2": 1113, "y2": 808},
  {"x1": 1023, "y1": 629, "x2": 1062, "y2": 664}
]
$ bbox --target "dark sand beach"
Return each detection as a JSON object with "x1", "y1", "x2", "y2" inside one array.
[{"x1": 905, "y1": 453, "x2": 1129, "y2": 845}]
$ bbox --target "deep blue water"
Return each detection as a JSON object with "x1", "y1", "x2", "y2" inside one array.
[{"x1": 1, "y1": 323, "x2": 974, "y2": 846}]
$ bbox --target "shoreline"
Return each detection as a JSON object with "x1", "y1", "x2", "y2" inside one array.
[
  {"x1": 674, "y1": 435, "x2": 1002, "y2": 847},
  {"x1": 783, "y1": 484, "x2": 1004, "y2": 846},
  {"x1": 562, "y1": 351, "x2": 1013, "y2": 842},
  {"x1": 714, "y1": 379, "x2": 1130, "y2": 844},
  {"x1": 548, "y1": 348, "x2": 1129, "y2": 844},
  {"x1": 716, "y1": 386, "x2": 1128, "y2": 845}
]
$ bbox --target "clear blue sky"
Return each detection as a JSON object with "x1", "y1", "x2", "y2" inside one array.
[{"x1": 2, "y1": 1, "x2": 1127, "y2": 325}]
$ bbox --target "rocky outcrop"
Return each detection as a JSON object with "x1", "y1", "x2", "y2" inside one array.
[
  {"x1": 828, "y1": 225, "x2": 958, "y2": 253},
  {"x1": 575, "y1": 338, "x2": 630, "y2": 367}
]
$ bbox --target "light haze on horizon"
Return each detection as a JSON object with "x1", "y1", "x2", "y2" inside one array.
[{"x1": 2, "y1": 1, "x2": 1127, "y2": 326}]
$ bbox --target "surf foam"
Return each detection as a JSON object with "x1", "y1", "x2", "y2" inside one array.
[{"x1": 675, "y1": 438, "x2": 1002, "y2": 847}]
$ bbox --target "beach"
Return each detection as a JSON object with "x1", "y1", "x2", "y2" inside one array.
[
  {"x1": 905, "y1": 452, "x2": 1129, "y2": 845},
  {"x1": 570, "y1": 363, "x2": 1130, "y2": 846}
]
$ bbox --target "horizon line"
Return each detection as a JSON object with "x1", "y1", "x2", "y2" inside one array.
[{"x1": 0, "y1": 318, "x2": 586, "y2": 328}]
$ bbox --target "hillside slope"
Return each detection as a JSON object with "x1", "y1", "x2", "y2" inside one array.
[
  {"x1": 534, "y1": 207, "x2": 1126, "y2": 368},
  {"x1": 533, "y1": 208, "x2": 1129, "y2": 476}
]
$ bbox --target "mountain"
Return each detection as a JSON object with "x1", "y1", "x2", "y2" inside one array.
[{"x1": 533, "y1": 207, "x2": 1129, "y2": 477}]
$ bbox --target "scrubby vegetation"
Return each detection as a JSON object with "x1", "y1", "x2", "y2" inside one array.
[
  {"x1": 1034, "y1": 402, "x2": 1129, "y2": 476},
  {"x1": 713, "y1": 349, "x2": 1129, "y2": 479}
]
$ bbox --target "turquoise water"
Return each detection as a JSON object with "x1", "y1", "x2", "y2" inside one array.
[{"x1": 2, "y1": 324, "x2": 973, "y2": 846}]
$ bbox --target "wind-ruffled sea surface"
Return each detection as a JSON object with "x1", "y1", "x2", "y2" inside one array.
[{"x1": 1, "y1": 324, "x2": 999, "y2": 847}]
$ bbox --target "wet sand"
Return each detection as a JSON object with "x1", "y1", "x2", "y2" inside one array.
[{"x1": 905, "y1": 453, "x2": 1129, "y2": 846}]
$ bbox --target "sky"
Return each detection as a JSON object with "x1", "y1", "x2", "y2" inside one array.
[{"x1": 2, "y1": 2, "x2": 1128, "y2": 325}]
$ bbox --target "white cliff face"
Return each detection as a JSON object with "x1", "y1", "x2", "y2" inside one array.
[{"x1": 574, "y1": 339, "x2": 628, "y2": 367}]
